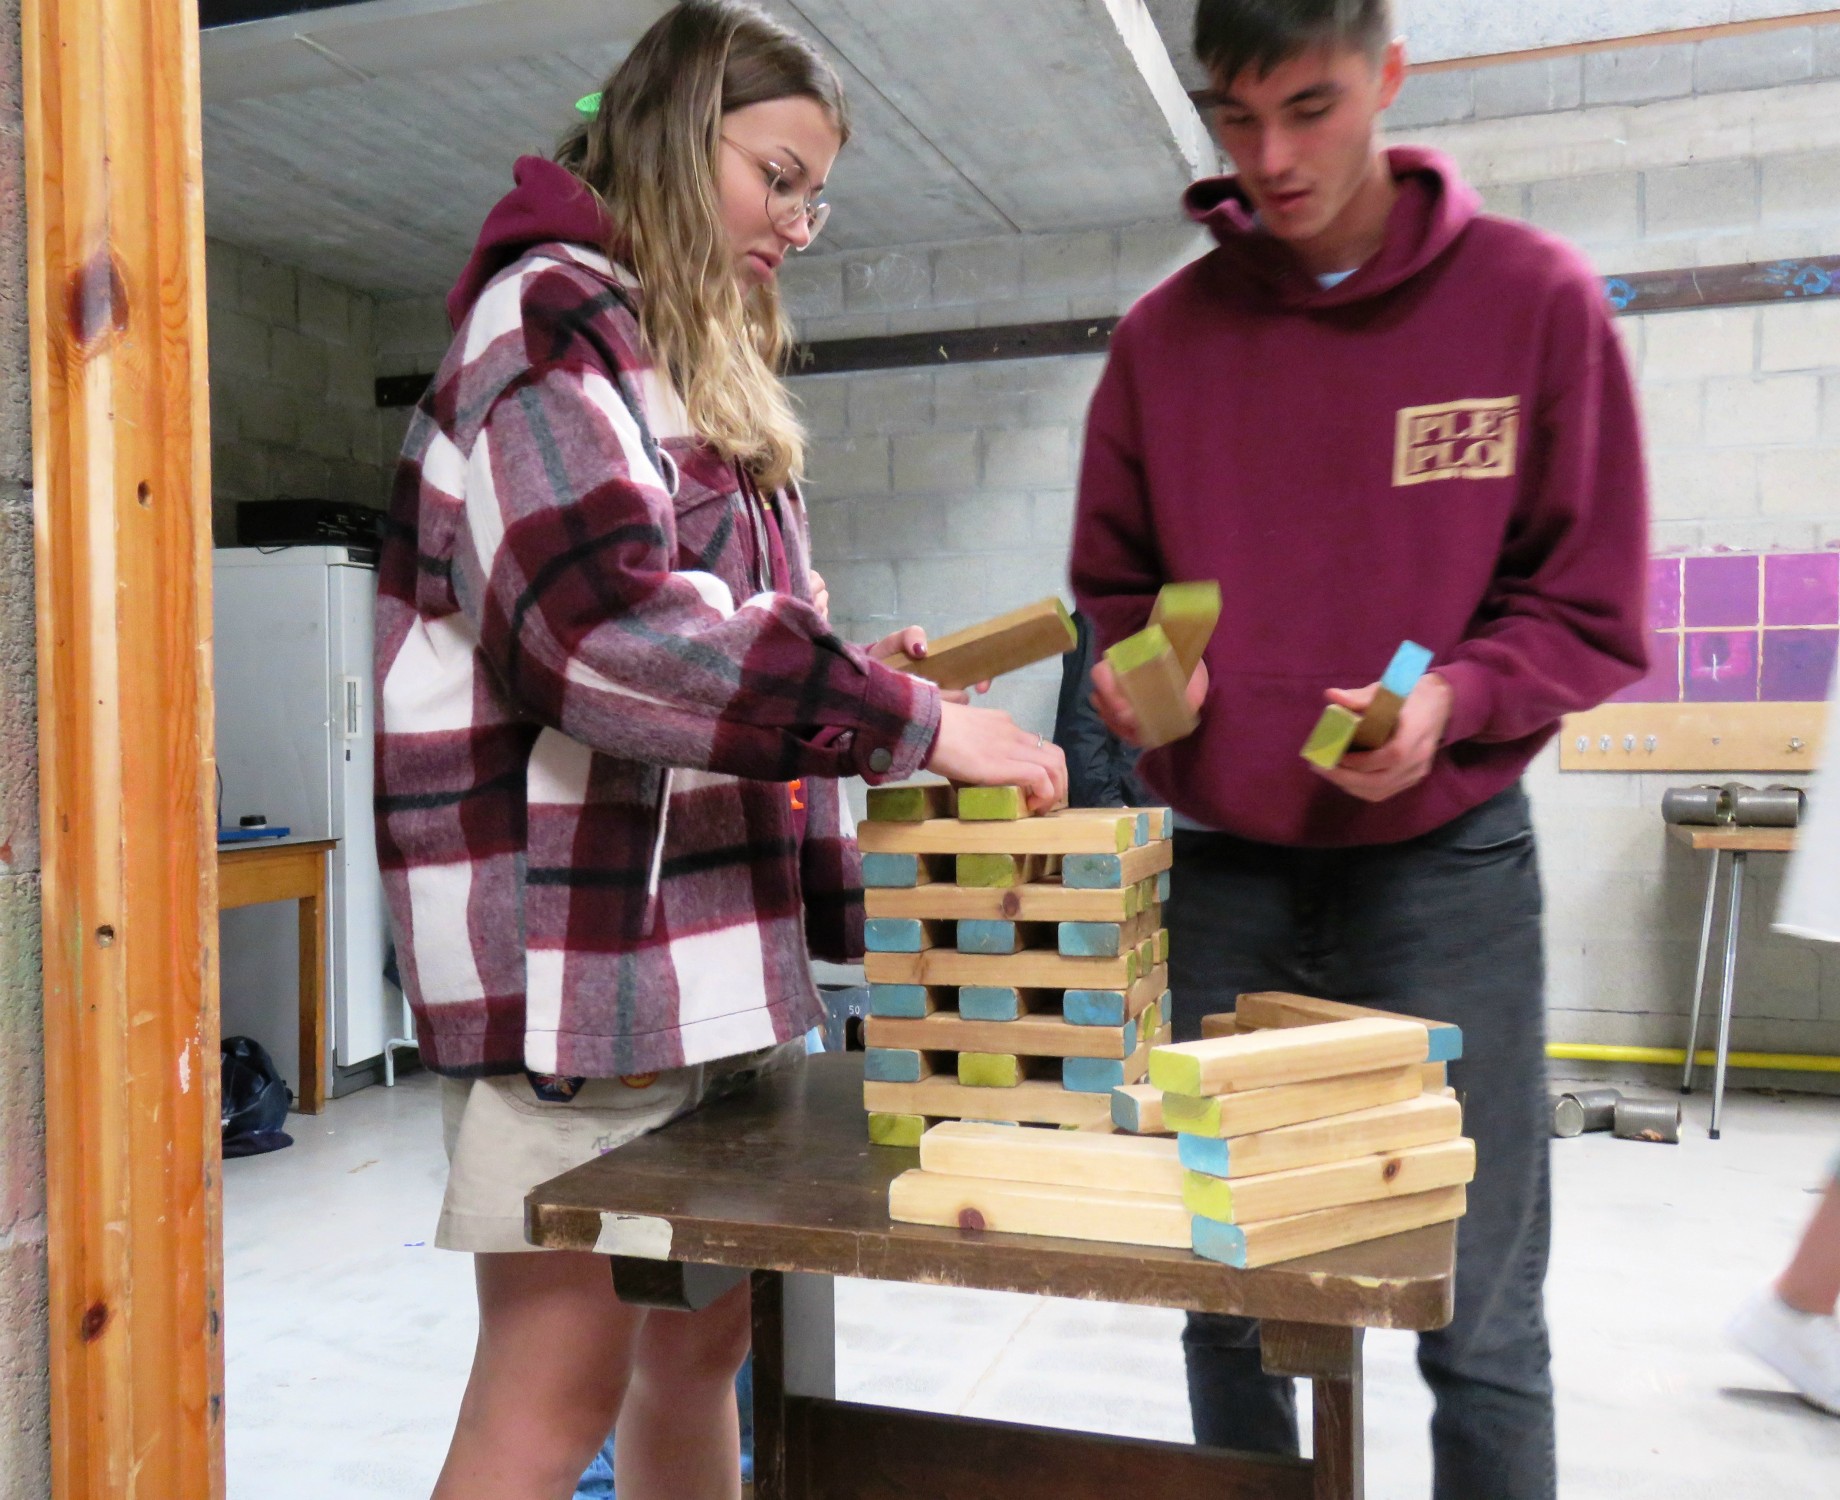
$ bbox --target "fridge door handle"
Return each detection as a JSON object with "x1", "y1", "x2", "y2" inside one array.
[{"x1": 341, "y1": 675, "x2": 362, "y2": 739}]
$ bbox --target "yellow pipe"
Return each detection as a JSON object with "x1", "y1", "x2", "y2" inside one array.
[{"x1": 1548, "y1": 1043, "x2": 1840, "y2": 1074}]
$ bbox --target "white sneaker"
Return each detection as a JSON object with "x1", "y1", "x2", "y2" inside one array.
[{"x1": 1728, "y1": 1290, "x2": 1840, "y2": 1416}]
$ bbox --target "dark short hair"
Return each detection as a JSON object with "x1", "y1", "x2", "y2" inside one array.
[{"x1": 1194, "y1": 0, "x2": 1394, "y2": 88}]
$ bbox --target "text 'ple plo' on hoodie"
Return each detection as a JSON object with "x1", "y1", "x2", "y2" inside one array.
[{"x1": 1072, "y1": 147, "x2": 1651, "y2": 849}]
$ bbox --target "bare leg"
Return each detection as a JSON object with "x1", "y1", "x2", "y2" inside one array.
[
  {"x1": 1778, "y1": 1178, "x2": 1840, "y2": 1317},
  {"x1": 615, "y1": 1279, "x2": 752, "y2": 1500},
  {"x1": 432, "y1": 1252, "x2": 642, "y2": 1500}
]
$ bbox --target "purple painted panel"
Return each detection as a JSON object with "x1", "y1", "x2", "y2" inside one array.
[
  {"x1": 1683, "y1": 554, "x2": 1760, "y2": 628},
  {"x1": 1647, "y1": 557, "x2": 1682, "y2": 630},
  {"x1": 1611, "y1": 631, "x2": 1683, "y2": 703},
  {"x1": 1684, "y1": 630, "x2": 1759, "y2": 702},
  {"x1": 1761, "y1": 629, "x2": 1839, "y2": 702},
  {"x1": 1763, "y1": 552, "x2": 1840, "y2": 627}
]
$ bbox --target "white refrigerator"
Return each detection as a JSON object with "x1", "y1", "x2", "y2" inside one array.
[{"x1": 214, "y1": 546, "x2": 395, "y2": 1099}]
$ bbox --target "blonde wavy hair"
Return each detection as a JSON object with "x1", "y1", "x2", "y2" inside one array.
[{"x1": 557, "y1": 1, "x2": 849, "y2": 492}]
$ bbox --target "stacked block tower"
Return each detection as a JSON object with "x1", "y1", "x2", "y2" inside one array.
[{"x1": 858, "y1": 783, "x2": 1175, "y2": 1142}]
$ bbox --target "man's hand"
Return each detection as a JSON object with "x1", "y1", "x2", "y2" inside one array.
[
  {"x1": 1312, "y1": 673, "x2": 1454, "y2": 803},
  {"x1": 1090, "y1": 658, "x2": 1209, "y2": 749}
]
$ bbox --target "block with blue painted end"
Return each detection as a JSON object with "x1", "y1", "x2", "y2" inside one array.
[
  {"x1": 1110, "y1": 1083, "x2": 1169, "y2": 1134},
  {"x1": 1349, "y1": 640, "x2": 1435, "y2": 753},
  {"x1": 1059, "y1": 920, "x2": 1131, "y2": 957},
  {"x1": 1063, "y1": 1049, "x2": 1136, "y2": 1093},
  {"x1": 864, "y1": 1048, "x2": 936, "y2": 1083},
  {"x1": 959, "y1": 985, "x2": 1033, "y2": 1021},
  {"x1": 1381, "y1": 640, "x2": 1435, "y2": 699},
  {"x1": 1425, "y1": 1027, "x2": 1462, "y2": 1063},
  {"x1": 1064, "y1": 987, "x2": 1130, "y2": 1026},
  {"x1": 869, "y1": 984, "x2": 948, "y2": 1019},
  {"x1": 1191, "y1": 1183, "x2": 1469, "y2": 1269},
  {"x1": 1156, "y1": 870, "x2": 1170, "y2": 902},
  {"x1": 864, "y1": 917, "x2": 947, "y2": 953},
  {"x1": 863, "y1": 853, "x2": 923, "y2": 888},
  {"x1": 1178, "y1": 1133, "x2": 1236, "y2": 1178},
  {"x1": 956, "y1": 919, "x2": 1053, "y2": 955}
]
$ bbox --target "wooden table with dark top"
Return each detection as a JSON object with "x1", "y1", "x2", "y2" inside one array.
[{"x1": 526, "y1": 1053, "x2": 1457, "y2": 1500}]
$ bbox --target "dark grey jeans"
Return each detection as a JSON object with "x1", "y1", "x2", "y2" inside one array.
[{"x1": 1170, "y1": 785, "x2": 1556, "y2": 1500}]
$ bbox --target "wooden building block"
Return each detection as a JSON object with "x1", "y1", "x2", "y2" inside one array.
[
  {"x1": 1302, "y1": 704, "x2": 1362, "y2": 769},
  {"x1": 1131, "y1": 807, "x2": 1175, "y2": 840},
  {"x1": 868, "y1": 984, "x2": 951, "y2": 1019},
  {"x1": 1104, "y1": 625, "x2": 1198, "y2": 750},
  {"x1": 957, "y1": 919, "x2": 1056, "y2": 956},
  {"x1": 1149, "y1": 1018, "x2": 1431, "y2": 1098},
  {"x1": 958, "y1": 1053, "x2": 1024, "y2": 1088},
  {"x1": 860, "y1": 812, "x2": 1138, "y2": 857},
  {"x1": 1191, "y1": 1184, "x2": 1468, "y2": 1269},
  {"x1": 1178, "y1": 1095, "x2": 1464, "y2": 1180},
  {"x1": 864, "y1": 1076, "x2": 1114, "y2": 1129},
  {"x1": 957, "y1": 986, "x2": 1031, "y2": 1022},
  {"x1": 863, "y1": 917, "x2": 950, "y2": 954},
  {"x1": 1164, "y1": 1064, "x2": 1425, "y2": 1140},
  {"x1": 1062, "y1": 840, "x2": 1175, "y2": 889},
  {"x1": 1064, "y1": 968, "x2": 1168, "y2": 1027},
  {"x1": 1149, "y1": 580, "x2": 1223, "y2": 676},
  {"x1": 866, "y1": 782, "x2": 957, "y2": 823},
  {"x1": 1058, "y1": 906, "x2": 1158, "y2": 958},
  {"x1": 919, "y1": 1119, "x2": 1187, "y2": 1197},
  {"x1": 1183, "y1": 1137, "x2": 1476, "y2": 1225},
  {"x1": 889, "y1": 1169, "x2": 1191, "y2": 1249},
  {"x1": 957, "y1": 785, "x2": 1035, "y2": 821},
  {"x1": 863, "y1": 1049, "x2": 937, "y2": 1084},
  {"x1": 865, "y1": 946, "x2": 1141, "y2": 991},
  {"x1": 867, "y1": 1112, "x2": 930, "y2": 1148},
  {"x1": 862, "y1": 852, "x2": 949, "y2": 888},
  {"x1": 1111, "y1": 1083, "x2": 1172, "y2": 1135},
  {"x1": 865, "y1": 1011, "x2": 1134, "y2": 1061},
  {"x1": 1350, "y1": 641, "x2": 1434, "y2": 752},
  {"x1": 1064, "y1": 1021, "x2": 1166, "y2": 1095},
  {"x1": 1156, "y1": 869, "x2": 1171, "y2": 902},
  {"x1": 1235, "y1": 991, "x2": 1464, "y2": 1063},
  {"x1": 1155, "y1": 927, "x2": 1170, "y2": 966},
  {"x1": 1200, "y1": 1012, "x2": 1240, "y2": 1040},
  {"x1": 881, "y1": 596, "x2": 1078, "y2": 692},
  {"x1": 956, "y1": 853, "x2": 1049, "y2": 889},
  {"x1": 1422, "y1": 1063, "x2": 1447, "y2": 1092},
  {"x1": 864, "y1": 875, "x2": 1150, "y2": 924}
]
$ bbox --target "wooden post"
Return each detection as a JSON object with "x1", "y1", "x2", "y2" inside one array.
[{"x1": 23, "y1": 0, "x2": 223, "y2": 1493}]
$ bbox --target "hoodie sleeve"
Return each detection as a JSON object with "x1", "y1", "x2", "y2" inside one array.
[
  {"x1": 443, "y1": 278, "x2": 941, "y2": 784},
  {"x1": 1070, "y1": 322, "x2": 1168, "y2": 652},
  {"x1": 1435, "y1": 262, "x2": 1649, "y2": 746}
]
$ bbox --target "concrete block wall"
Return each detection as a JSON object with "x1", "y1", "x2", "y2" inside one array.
[
  {"x1": 0, "y1": 0, "x2": 48, "y2": 1485},
  {"x1": 788, "y1": 49, "x2": 1840, "y2": 1061},
  {"x1": 204, "y1": 241, "x2": 395, "y2": 545}
]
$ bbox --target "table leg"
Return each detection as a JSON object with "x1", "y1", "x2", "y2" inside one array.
[
  {"x1": 752, "y1": 1271, "x2": 835, "y2": 1500},
  {"x1": 297, "y1": 881, "x2": 327, "y2": 1115},
  {"x1": 1261, "y1": 1323, "x2": 1365, "y2": 1500},
  {"x1": 1709, "y1": 850, "x2": 1746, "y2": 1142},
  {"x1": 1681, "y1": 850, "x2": 1723, "y2": 1095}
]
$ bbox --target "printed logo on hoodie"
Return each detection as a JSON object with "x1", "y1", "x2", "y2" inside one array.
[{"x1": 1392, "y1": 396, "x2": 1521, "y2": 487}]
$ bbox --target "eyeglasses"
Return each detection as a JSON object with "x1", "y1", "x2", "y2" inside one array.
[{"x1": 721, "y1": 137, "x2": 831, "y2": 248}]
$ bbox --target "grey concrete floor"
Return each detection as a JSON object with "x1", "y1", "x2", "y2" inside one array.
[{"x1": 223, "y1": 1070, "x2": 1840, "y2": 1499}]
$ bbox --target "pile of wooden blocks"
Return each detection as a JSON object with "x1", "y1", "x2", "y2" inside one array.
[
  {"x1": 857, "y1": 783, "x2": 1174, "y2": 1143},
  {"x1": 889, "y1": 994, "x2": 1474, "y2": 1269}
]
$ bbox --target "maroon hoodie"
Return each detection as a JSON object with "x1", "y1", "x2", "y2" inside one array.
[{"x1": 1072, "y1": 147, "x2": 1648, "y2": 847}]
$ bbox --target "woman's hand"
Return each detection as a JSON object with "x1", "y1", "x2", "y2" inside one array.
[
  {"x1": 809, "y1": 569, "x2": 830, "y2": 624},
  {"x1": 925, "y1": 702, "x2": 1068, "y2": 812},
  {"x1": 868, "y1": 626, "x2": 987, "y2": 704}
]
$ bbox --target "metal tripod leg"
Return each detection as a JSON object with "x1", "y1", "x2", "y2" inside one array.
[
  {"x1": 1710, "y1": 852, "x2": 1746, "y2": 1141},
  {"x1": 1682, "y1": 850, "x2": 1723, "y2": 1095}
]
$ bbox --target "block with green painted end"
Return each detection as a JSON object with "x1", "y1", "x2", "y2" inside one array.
[
  {"x1": 1106, "y1": 622, "x2": 1175, "y2": 676},
  {"x1": 958, "y1": 1053, "x2": 1024, "y2": 1088},
  {"x1": 1183, "y1": 1169, "x2": 1237, "y2": 1222},
  {"x1": 1164, "y1": 1092, "x2": 1221, "y2": 1135},
  {"x1": 867, "y1": 1112, "x2": 929, "y2": 1148},
  {"x1": 864, "y1": 917, "x2": 947, "y2": 953},
  {"x1": 1148, "y1": 1046, "x2": 1203, "y2": 1096},
  {"x1": 866, "y1": 783, "x2": 956, "y2": 823},
  {"x1": 864, "y1": 1049, "x2": 935, "y2": 1084},
  {"x1": 1155, "y1": 928, "x2": 1170, "y2": 965},
  {"x1": 869, "y1": 984, "x2": 949, "y2": 1019},
  {"x1": 1301, "y1": 704, "x2": 1361, "y2": 769},
  {"x1": 957, "y1": 785, "x2": 1031, "y2": 821},
  {"x1": 1150, "y1": 580, "x2": 1222, "y2": 675},
  {"x1": 957, "y1": 852, "x2": 1037, "y2": 888}
]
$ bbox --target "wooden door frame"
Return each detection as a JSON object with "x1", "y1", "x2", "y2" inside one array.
[{"x1": 22, "y1": 0, "x2": 225, "y2": 1493}]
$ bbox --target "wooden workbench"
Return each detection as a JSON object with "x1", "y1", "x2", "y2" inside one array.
[
  {"x1": 217, "y1": 837, "x2": 336, "y2": 1114},
  {"x1": 527, "y1": 1053, "x2": 1457, "y2": 1499}
]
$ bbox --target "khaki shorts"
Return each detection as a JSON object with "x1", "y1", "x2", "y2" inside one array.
[{"x1": 435, "y1": 1042, "x2": 804, "y2": 1254}]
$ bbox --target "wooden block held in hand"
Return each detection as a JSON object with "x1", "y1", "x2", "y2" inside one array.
[
  {"x1": 918, "y1": 1119, "x2": 1186, "y2": 1196},
  {"x1": 1302, "y1": 704, "x2": 1362, "y2": 769},
  {"x1": 1164, "y1": 1064, "x2": 1426, "y2": 1139},
  {"x1": 1351, "y1": 641, "x2": 1434, "y2": 750},
  {"x1": 1191, "y1": 1184, "x2": 1467, "y2": 1268},
  {"x1": 1104, "y1": 625, "x2": 1198, "y2": 751},
  {"x1": 957, "y1": 785, "x2": 1034, "y2": 821},
  {"x1": 866, "y1": 782, "x2": 956, "y2": 823},
  {"x1": 1150, "y1": 580, "x2": 1223, "y2": 677},
  {"x1": 882, "y1": 597, "x2": 1077, "y2": 691},
  {"x1": 1149, "y1": 1018, "x2": 1432, "y2": 1097}
]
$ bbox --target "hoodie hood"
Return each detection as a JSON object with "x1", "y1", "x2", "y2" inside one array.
[
  {"x1": 1182, "y1": 145, "x2": 1480, "y2": 311},
  {"x1": 447, "y1": 155, "x2": 617, "y2": 329}
]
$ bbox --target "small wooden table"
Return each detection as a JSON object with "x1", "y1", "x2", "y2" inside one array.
[
  {"x1": 527, "y1": 1054, "x2": 1457, "y2": 1500},
  {"x1": 1668, "y1": 823, "x2": 1798, "y2": 1139},
  {"x1": 217, "y1": 837, "x2": 336, "y2": 1114}
]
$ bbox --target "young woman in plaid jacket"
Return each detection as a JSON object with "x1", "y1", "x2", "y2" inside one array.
[{"x1": 374, "y1": 4, "x2": 1067, "y2": 1495}]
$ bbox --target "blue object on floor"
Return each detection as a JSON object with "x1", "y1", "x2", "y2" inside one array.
[{"x1": 569, "y1": 1332, "x2": 757, "y2": 1496}]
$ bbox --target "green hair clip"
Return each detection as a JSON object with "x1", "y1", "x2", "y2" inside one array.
[{"x1": 575, "y1": 91, "x2": 602, "y2": 118}]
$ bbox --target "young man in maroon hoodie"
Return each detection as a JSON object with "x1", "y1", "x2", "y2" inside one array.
[{"x1": 1072, "y1": 2, "x2": 1648, "y2": 1495}]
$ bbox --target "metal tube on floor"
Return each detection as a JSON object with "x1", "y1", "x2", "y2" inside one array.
[{"x1": 1612, "y1": 1099, "x2": 1682, "y2": 1144}]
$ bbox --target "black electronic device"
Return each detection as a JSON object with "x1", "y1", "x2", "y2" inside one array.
[{"x1": 235, "y1": 497, "x2": 384, "y2": 549}]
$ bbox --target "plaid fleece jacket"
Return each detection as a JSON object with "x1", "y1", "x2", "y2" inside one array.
[{"x1": 375, "y1": 242, "x2": 940, "y2": 1077}]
